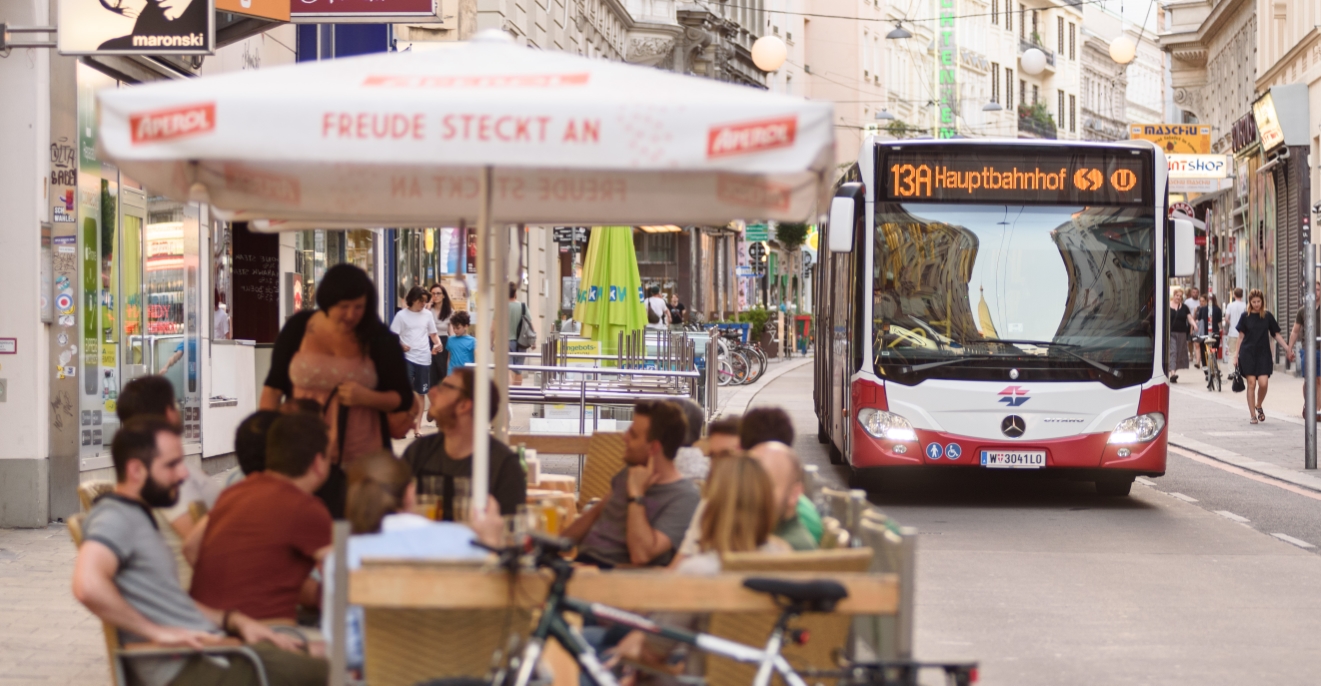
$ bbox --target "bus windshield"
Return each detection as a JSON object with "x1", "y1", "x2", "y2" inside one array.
[{"x1": 872, "y1": 202, "x2": 1156, "y2": 388}]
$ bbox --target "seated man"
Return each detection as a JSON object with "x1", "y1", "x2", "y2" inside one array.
[
  {"x1": 183, "y1": 410, "x2": 283, "y2": 566},
  {"x1": 403, "y1": 367, "x2": 527, "y2": 519},
  {"x1": 563, "y1": 400, "x2": 701, "y2": 568},
  {"x1": 190, "y1": 414, "x2": 333, "y2": 622},
  {"x1": 749, "y1": 442, "x2": 818, "y2": 551},
  {"x1": 739, "y1": 407, "x2": 823, "y2": 545},
  {"x1": 73, "y1": 416, "x2": 326, "y2": 686},
  {"x1": 704, "y1": 416, "x2": 742, "y2": 458}
]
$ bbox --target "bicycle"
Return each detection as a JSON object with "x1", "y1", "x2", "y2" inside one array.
[
  {"x1": 1193, "y1": 333, "x2": 1222, "y2": 392},
  {"x1": 418, "y1": 534, "x2": 977, "y2": 686}
]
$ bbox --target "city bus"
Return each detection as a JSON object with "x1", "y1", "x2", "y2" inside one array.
[{"x1": 813, "y1": 139, "x2": 1195, "y2": 496}]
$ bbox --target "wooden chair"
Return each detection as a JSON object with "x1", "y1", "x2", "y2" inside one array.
[
  {"x1": 819, "y1": 487, "x2": 869, "y2": 537},
  {"x1": 855, "y1": 517, "x2": 916, "y2": 661},
  {"x1": 65, "y1": 513, "x2": 271, "y2": 686},
  {"x1": 77, "y1": 481, "x2": 114, "y2": 512},
  {"x1": 818, "y1": 517, "x2": 850, "y2": 549},
  {"x1": 579, "y1": 432, "x2": 626, "y2": 508},
  {"x1": 187, "y1": 500, "x2": 209, "y2": 524},
  {"x1": 706, "y1": 548, "x2": 873, "y2": 686}
]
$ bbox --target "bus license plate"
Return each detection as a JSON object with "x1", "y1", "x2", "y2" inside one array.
[{"x1": 980, "y1": 450, "x2": 1046, "y2": 469}]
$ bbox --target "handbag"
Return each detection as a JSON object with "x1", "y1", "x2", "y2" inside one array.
[
  {"x1": 516, "y1": 302, "x2": 537, "y2": 349},
  {"x1": 1230, "y1": 367, "x2": 1245, "y2": 393}
]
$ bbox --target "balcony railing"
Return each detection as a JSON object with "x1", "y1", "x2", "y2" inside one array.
[
  {"x1": 1017, "y1": 115, "x2": 1057, "y2": 139},
  {"x1": 1018, "y1": 38, "x2": 1057, "y2": 68}
]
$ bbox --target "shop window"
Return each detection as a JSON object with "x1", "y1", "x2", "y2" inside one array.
[{"x1": 634, "y1": 231, "x2": 677, "y2": 264}]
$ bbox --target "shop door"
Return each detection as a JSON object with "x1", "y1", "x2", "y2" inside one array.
[{"x1": 120, "y1": 188, "x2": 147, "y2": 390}]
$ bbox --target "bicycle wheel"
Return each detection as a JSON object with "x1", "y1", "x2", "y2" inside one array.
[
  {"x1": 749, "y1": 345, "x2": 769, "y2": 382},
  {"x1": 729, "y1": 350, "x2": 752, "y2": 384},
  {"x1": 717, "y1": 357, "x2": 735, "y2": 386}
]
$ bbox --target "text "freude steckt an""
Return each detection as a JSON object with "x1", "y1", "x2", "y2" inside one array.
[{"x1": 320, "y1": 112, "x2": 602, "y2": 144}]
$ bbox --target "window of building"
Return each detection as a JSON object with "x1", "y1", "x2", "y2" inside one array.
[
  {"x1": 1058, "y1": 89, "x2": 1065, "y2": 125},
  {"x1": 1006, "y1": 3, "x2": 1012, "y2": 31},
  {"x1": 1032, "y1": 84, "x2": 1039, "y2": 104},
  {"x1": 992, "y1": 0, "x2": 999, "y2": 25},
  {"x1": 1069, "y1": 94, "x2": 1076, "y2": 132},
  {"x1": 1068, "y1": 22, "x2": 1076, "y2": 60},
  {"x1": 1019, "y1": 78, "x2": 1026, "y2": 107},
  {"x1": 1057, "y1": 17, "x2": 1063, "y2": 54},
  {"x1": 634, "y1": 232, "x2": 677, "y2": 264},
  {"x1": 991, "y1": 62, "x2": 1001, "y2": 102},
  {"x1": 1019, "y1": 4, "x2": 1025, "y2": 38}
]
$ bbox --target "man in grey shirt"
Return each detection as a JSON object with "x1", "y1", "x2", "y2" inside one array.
[
  {"x1": 74, "y1": 416, "x2": 326, "y2": 686},
  {"x1": 563, "y1": 400, "x2": 701, "y2": 567}
]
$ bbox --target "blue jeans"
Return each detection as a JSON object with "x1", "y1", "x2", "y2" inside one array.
[{"x1": 406, "y1": 361, "x2": 429, "y2": 395}]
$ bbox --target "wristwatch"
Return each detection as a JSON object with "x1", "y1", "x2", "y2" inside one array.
[{"x1": 627, "y1": 496, "x2": 646, "y2": 506}]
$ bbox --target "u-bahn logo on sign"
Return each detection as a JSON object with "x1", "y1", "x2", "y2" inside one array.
[{"x1": 998, "y1": 386, "x2": 1030, "y2": 407}]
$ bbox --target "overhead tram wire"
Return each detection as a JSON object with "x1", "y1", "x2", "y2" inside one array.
[{"x1": 690, "y1": 0, "x2": 1114, "y2": 26}]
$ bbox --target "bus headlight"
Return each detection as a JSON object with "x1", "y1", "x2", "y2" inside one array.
[
  {"x1": 1107, "y1": 412, "x2": 1165, "y2": 444},
  {"x1": 857, "y1": 408, "x2": 918, "y2": 442}
]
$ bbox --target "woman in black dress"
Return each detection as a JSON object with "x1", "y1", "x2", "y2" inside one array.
[{"x1": 1234, "y1": 288, "x2": 1293, "y2": 423}]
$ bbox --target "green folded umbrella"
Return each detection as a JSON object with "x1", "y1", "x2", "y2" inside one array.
[{"x1": 573, "y1": 226, "x2": 645, "y2": 356}]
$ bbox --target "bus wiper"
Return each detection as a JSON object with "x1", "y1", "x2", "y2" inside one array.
[
  {"x1": 899, "y1": 355, "x2": 1002, "y2": 373},
  {"x1": 983, "y1": 339, "x2": 1122, "y2": 378}
]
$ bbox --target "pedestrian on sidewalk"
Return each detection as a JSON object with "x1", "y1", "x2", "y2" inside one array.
[
  {"x1": 1169, "y1": 289, "x2": 1194, "y2": 383},
  {"x1": 1235, "y1": 288, "x2": 1293, "y2": 423},
  {"x1": 390, "y1": 286, "x2": 441, "y2": 438},
  {"x1": 428, "y1": 283, "x2": 453, "y2": 389},
  {"x1": 1226, "y1": 287, "x2": 1246, "y2": 361},
  {"x1": 1287, "y1": 281, "x2": 1321, "y2": 417},
  {"x1": 645, "y1": 285, "x2": 670, "y2": 330},
  {"x1": 1185, "y1": 287, "x2": 1201, "y2": 368},
  {"x1": 1194, "y1": 293, "x2": 1223, "y2": 367}
]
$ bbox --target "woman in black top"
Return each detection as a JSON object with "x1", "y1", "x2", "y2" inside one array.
[
  {"x1": 1169, "y1": 289, "x2": 1194, "y2": 383},
  {"x1": 1234, "y1": 288, "x2": 1293, "y2": 423}
]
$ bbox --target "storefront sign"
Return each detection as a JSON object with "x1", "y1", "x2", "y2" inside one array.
[
  {"x1": 291, "y1": 0, "x2": 438, "y2": 21},
  {"x1": 58, "y1": 0, "x2": 215, "y2": 55},
  {"x1": 217, "y1": 0, "x2": 290, "y2": 22},
  {"x1": 1231, "y1": 113, "x2": 1257, "y2": 152},
  {"x1": 1167, "y1": 154, "x2": 1229, "y2": 179},
  {"x1": 1253, "y1": 92, "x2": 1285, "y2": 152},
  {"x1": 0, "y1": 339, "x2": 17, "y2": 354},
  {"x1": 1168, "y1": 177, "x2": 1234, "y2": 193},
  {"x1": 1129, "y1": 124, "x2": 1211, "y2": 154},
  {"x1": 933, "y1": 0, "x2": 957, "y2": 138}
]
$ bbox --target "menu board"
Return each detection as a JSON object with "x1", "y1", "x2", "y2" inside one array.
[{"x1": 230, "y1": 222, "x2": 280, "y2": 343}]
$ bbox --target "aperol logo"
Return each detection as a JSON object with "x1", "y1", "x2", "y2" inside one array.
[
  {"x1": 130, "y1": 103, "x2": 215, "y2": 144},
  {"x1": 707, "y1": 116, "x2": 797, "y2": 158}
]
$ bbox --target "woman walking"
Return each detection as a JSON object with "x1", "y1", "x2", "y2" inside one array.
[
  {"x1": 1194, "y1": 293, "x2": 1223, "y2": 367},
  {"x1": 428, "y1": 283, "x2": 453, "y2": 389},
  {"x1": 1234, "y1": 288, "x2": 1294, "y2": 423},
  {"x1": 260, "y1": 264, "x2": 414, "y2": 516},
  {"x1": 1169, "y1": 289, "x2": 1194, "y2": 383}
]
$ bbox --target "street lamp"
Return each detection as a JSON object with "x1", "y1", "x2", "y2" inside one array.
[
  {"x1": 752, "y1": 35, "x2": 788, "y2": 72},
  {"x1": 982, "y1": 100, "x2": 1004, "y2": 112},
  {"x1": 886, "y1": 22, "x2": 912, "y2": 40},
  {"x1": 1109, "y1": 35, "x2": 1137, "y2": 65},
  {"x1": 876, "y1": 110, "x2": 896, "y2": 120},
  {"x1": 1021, "y1": 47, "x2": 1047, "y2": 75}
]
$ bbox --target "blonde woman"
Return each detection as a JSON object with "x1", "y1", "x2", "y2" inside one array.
[
  {"x1": 1234, "y1": 289, "x2": 1293, "y2": 423},
  {"x1": 1168, "y1": 288, "x2": 1194, "y2": 383}
]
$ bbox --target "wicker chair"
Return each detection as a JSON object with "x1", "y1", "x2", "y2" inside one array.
[
  {"x1": 705, "y1": 549, "x2": 872, "y2": 686},
  {"x1": 65, "y1": 513, "x2": 270, "y2": 686},
  {"x1": 578, "y1": 432, "x2": 626, "y2": 508},
  {"x1": 359, "y1": 560, "x2": 532, "y2": 686},
  {"x1": 77, "y1": 481, "x2": 114, "y2": 512}
]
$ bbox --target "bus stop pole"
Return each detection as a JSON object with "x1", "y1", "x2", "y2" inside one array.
[{"x1": 1306, "y1": 242, "x2": 1316, "y2": 470}]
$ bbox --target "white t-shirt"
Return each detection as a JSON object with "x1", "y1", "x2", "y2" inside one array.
[
  {"x1": 1225, "y1": 299, "x2": 1246, "y2": 338},
  {"x1": 645, "y1": 296, "x2": 669, "y2": 327},
  {"x1": 1184, "y1": 297, "x2": 1200, "y2": 315},
  {"x1": 390, "y1": 308, "x2": 438, "y2": 366},
  {"x1": 213, "y1": 308, "x2": 230, "y2": 339}
]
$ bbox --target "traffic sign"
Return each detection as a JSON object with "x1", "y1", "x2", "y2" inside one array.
[
  {"x1": 553, "y1": 227, "x2": 590, "y2": 245},
  {"x1": 745, "y1": 223, "x2": 769, "y2": 242},
  {"x1": 749, "y1": 242, "x2": 766, "y2": 262}
]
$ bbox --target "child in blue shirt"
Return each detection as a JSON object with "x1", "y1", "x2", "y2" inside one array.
[{"x1": 446, "y1": 311, "x2": 477, "y2": 376}]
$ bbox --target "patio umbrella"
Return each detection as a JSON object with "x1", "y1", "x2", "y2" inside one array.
[
  {"x1": 95, "y1": 30, "x2": 835, "y2": 512},
  {"x1": 573, "y1": 226, "x2": 646, "y2": 355}
]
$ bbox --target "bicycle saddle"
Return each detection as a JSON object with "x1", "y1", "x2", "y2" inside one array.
[{"x1": 743, "y1": 578, "x2": 849, "y2": 612}]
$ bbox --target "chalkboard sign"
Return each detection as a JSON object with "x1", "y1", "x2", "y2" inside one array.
[{"x1": 231, "y1": 222, "x2": 280, "y2": 343}]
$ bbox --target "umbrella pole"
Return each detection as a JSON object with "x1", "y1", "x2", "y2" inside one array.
[{"x1": 471, "y1": 166, "x2": 494, "y2": 514}]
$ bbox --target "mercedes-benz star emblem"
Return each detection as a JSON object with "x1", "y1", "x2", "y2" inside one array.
[
  {"x1": 1009, "y1": 368, "x2": 1020, "y2": 380},
  {"x1": 1001, "y1": 415, "x2": 1026, "y2": 438}
]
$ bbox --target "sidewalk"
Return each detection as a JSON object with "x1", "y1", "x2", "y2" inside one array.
[{"x1": 1167, "y1": 364, "x2": 1321, "y2": 492}]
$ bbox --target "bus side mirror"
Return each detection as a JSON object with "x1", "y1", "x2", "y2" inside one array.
[
  {"x1": 1172, "y1": 218, "x2": 1195, "y2": 277},
  {"x1": 828, "y1": 182, "x2": 864, "y2": 253}
]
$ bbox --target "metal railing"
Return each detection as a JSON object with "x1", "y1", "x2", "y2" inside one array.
[{"x1": 1017, "y1": 38, "x2": 1056, "y2": 67}]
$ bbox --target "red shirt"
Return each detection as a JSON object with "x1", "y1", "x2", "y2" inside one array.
[{"x1": 190, "y1": 472, "x2": 332, "y2": 620}]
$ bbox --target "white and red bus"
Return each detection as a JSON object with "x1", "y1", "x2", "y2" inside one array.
[{"x1": 814, "y1": 139, "x2": 1195, "y2": 495}]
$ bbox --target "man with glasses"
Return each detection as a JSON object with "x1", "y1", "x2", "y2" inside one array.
[{"x1": 402, "y1": 367, "x2": 527, "y2": 520}]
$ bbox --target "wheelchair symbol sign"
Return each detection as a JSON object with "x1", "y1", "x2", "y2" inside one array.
[{"x1": 945, "y1": 443, "x2": 962, "y2": 460}]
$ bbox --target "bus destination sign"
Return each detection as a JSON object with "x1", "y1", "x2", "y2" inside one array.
[{"x1": 881, "y1": 150, "x2": 1150, "y2": 205}]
